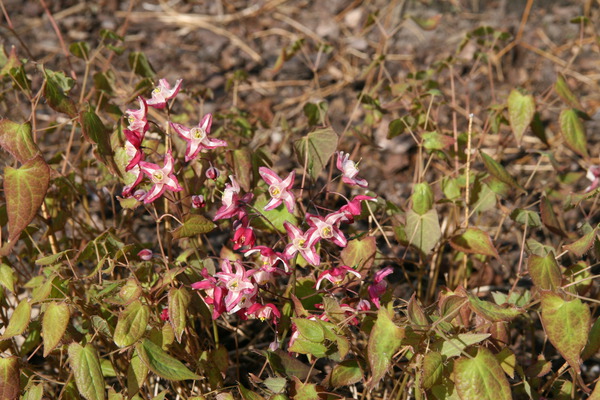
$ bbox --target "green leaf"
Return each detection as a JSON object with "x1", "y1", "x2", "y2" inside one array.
[
  {"x1": 0, "y1": 264, "x2": 16, "y2": 293},
  {"x1": 262, "y1": 377, "x2": 287, "y2": 394},
  {"x1": 171, "y1": 214, "x2": 216, "y2": 239},
  {"x1": 433, "y1": 333, "x2": 490, "y2": 359},
  {"x1": 407, "y1": 294, "x2": 429, "y2": 327},
  {"x1": 232, "y1": 148, "x2": 252, "y2": 192},
  {"x1": 507, "y1": 89, "x2": 535, "y2": 145},
  {"x1": 368, "y1": 305, "x2": 404, "y2": 388},
  {"x1": 114, "y1": 300, "x2": 150, "y2": 348},
  {"x1": 0, "y1": 119, "x2": 39, "y2": 164},
  {"x1": 509, "y1": 208, "x2": 541, "y2": 227},
  {"x1": 69, "y1": 42, "x2": 90, "y2": 59},
  {"x1": 0, "y1": 356, "x2": 19, "y2": 400},
  {"x1": 168, "y1": 287, "x2": 190, "y2": 342},
  {"x1": 540, "y1": 292, "x2": 591, "y2": 373},
  {"x1": 388, "y1": 117, "x2": 408, "y2": 138},
  {"x1": 23, "y1": 383, "x2": 44, "y2": 400},
  {"x1": 563, "y1": 227, "x2": 597, "y2": 257},
  {"x1": 293, "y1": 128, "x2": 338, "y2": 180},
  {"x1": 421, "y1": 351, "x2": 443, "y2": 390},
  {"x1": 555, "y1": 75, "x2": 583, "y2": 110},
  {"x1": 136, "y1": 338, "x2": 200, "y2": 380},
  {"x1": 288, "y1": 337, "x2": 329, "y2": 358},
  {"x1": 329, "y1": 359, "x2": 363, "y2": 388},
  {"x1": 527, "y1": 253, "x2": 561, "y2": 291},
  {"x1": 340, "y1": 236, "x2": 376, "y2": 270},
  {"x1": 454, "y1": 347, "x2": 512, "y2": 400},
  {"x1": 582, "y1": 317, "x2": 600, "y2": 361},
  {"x1": 68, "y1": 343, "x2": 106, "y2": 400},
  {"x1": 467, "y1": 294, "x2": 523, "y2": 322},
  {"x1": 127, "y1": 349, "x2": 148, "y2": 397},
  {"x1": 79, "y1": 107, "x2": 119, "y2": 175},
  {"x1": 252, "y1": 194, "x2": 298, "y2": 234},
  {"x1": 35, "y1": 250, "x2": 75, "y2": 266},
  {"x1": 128, "y1": 52, "x2": 155, "y2": 78},
  {"x1": 238, "y1": 384, "x2": 266, "y2": 400},
  {"x1": 293, "y1": 318, "x2": 325, "y2": 343},
  {"x1": 450, "y1": 228, "x2": 499, "y2": 258},
  {"x1": 540, "y1": 195, "x2": 566, "y2": 237},
  {"x1": 266, "y1": 349, "x2": 315, "y2": 380},
  {"x1": 3, "y1": 155, "x2": 50, "y2": 246},
  {"x1": 43, "y1": 68, "x2": 77, "y2": 117},
  {"x1": 412, "y1": 182, "x2": 434, "y2": 215},
  {"x1": 42, "y1": 302, "x2": 70, "y2": 356},
  {"x1": 559, "y1": 109, "x2": 588, "y2": 158},
  {"x1": 0, "y1": 299, "x2": 31, "y2": 340},
  {"x1": 291, "y1": 376, "x2": 319, "y2": 400},
  {"x1": 422, "y1": 131, "x2": 455, "y2": 151},
  {"x1": 404, "y1": 208, "x2": 442, "y2": 256},
  {"x1": 480, "y1": 152, "x2": 523, "y2": 191}
]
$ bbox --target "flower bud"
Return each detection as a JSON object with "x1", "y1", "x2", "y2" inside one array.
[
  {"x1": 206, "y1": 166, "x2": 220, "y2": 180},
  {"x1": 191, "y1": 194, "x2": 206, "y2": 208},
  {"x1": 138, "y1": 249, "x2": 153, "y2": 261}
]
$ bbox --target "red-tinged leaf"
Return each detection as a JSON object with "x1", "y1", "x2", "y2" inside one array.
[
  {"x1": 329, "y1": 359, "x2": 363, "y2": 388},
  {"x1": 293, "y1": 317, "x2": 325, "y2": 343},
  {"x1": 507, "y1": 89, "x2": 535, "y2": 145},
  {"x1": 422, "y1": 131, "x2": 455, "y2": 151},
  {"x1": 168, "y1": 287, "x2": 190, "y2": 342},
  {"x1": 527, "y1": 253, "x2": 561, "y2": 291},
  {"x1": 136, "y1": 338, "x2": 200, "y2": 381},
  {"x1": 495, "y1": 348, "x2": 517, "y2": 379},
  {"x1": 3, "y1": 155, "x2": 50, "y2": 246},
  {"x1": 563, "y1": 227, "x2": 597, "y2": 257},
  {"x1": 407, "y1": 294, "x2": 429, "y2": 327},
  {"x1": 467, "y1": 294, "x2": 523, "y2": 322},
  {"x1": 432, "y1": 333, "x2": 490, "y2": 359},
  {"x1": 412, "y1": 182, "x2": 434, "y2": 215},
  {"x1": 540, "y1": 195, "x2": 567, "y2": 237},
  {"x1": 454, "y1": 347, "x2": 512, "y2": 400},
  {"x1": 291, "y1": 376, "x2": 320, "y2": 400},
  {"x1": 0, "y1": 356, "x2": 19, "y2": 400},
  {"x1": 68, "y1": 343, "x2": 106, "y2": 400},
  {"x1": 450, "y1": 228, "x2": 499, "y2": 258},
  {"x1": 172, "y1": 214, "x2": 216, "y2": 239},
  {"x1": 404, "y1": 208, "x2": 442, "y2": 256},
  {"x1": 0, "y1": 119, "x2": 39, "y2": 164},
  {"x1": 368, "y1": 304, "x2": 405, "y2": 388},
  {"x1": 560, "y1": 109, "x2": 589, "y2": 158},
  {"x1": 480, "y1": 151, "x2": 523, "y2": 192},
  {"x1": 113, "y1": 300, "x2": 150, "y2": 348},
  {"x1": 0, "y1": 45, "x2": 20, "y2": 77},
  {"x1": 340, "y1": 236, "x2": 377, "y2": 271},
  {"x1": 525, "y1": 358, "x2": 552, "y2": 378},
  {"x1": 127, "y1": 349, "x2": 148, "y2": 396},
  {"x1": 0, "y1": 299, "x2": 31, "y2": 340},
  {"x1": 42, "y1": 302, "x2": 70, "y2": 357},
  {"x1": 266, "y1": 349, "x2": 316, "y2": 380},
  {"x1": 540, "y1": 292, "x2": 591, "y2": 373},
  {"x1": 232, "y1": 148, "x2": 252, "y2": 192},
  {"x1": 23, "y1": 382, "x2": 43, "y2": 400},
  {"x1": 555, "y1": 75, "x2": 583, "y2": 110},
  {"x1": 421, "y1": 351, "x2": 443, "y2": 390},
  {"x1": 43, "y1": 68, "x2": 77, "y2": 117},
  {"x1": 293, "y1": 128, "x2": 338, "y2": 181},
  {"x1": 582, "y1": 317, "x2": 600, "y2": 361}
]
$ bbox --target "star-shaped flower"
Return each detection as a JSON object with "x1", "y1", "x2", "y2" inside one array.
[
  {"x1": 283, "y1": 222, "x2": 320, "y2": 266},
  {"x1": 259, "y1": 167, "x2": 296, "y2": 212},
  {"x1": 170, "y1": 114, "x2": 227, "y2": 162},
  {"x1": 146, "y1": 78, "x2": 182, "y2": 109},
  {"x1": 315, "y1": 265, "x2": 361, "y2": 289},
  {"x1": 336, "y1": 151, "x2": 368, "y2": 187},
  {"x1": 306, "y1": 212, "x2": 347, "y2": 247},
  {"x1": 125, "y1": 97, "x2": 148, "y2": 133},
  {"x1": 138, "y1": 151, "x2": 183, "y2": 203}
]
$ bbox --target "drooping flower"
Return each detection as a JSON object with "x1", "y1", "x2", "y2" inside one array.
[
  {"x1": 336, "y1": 151, "x2": 368, "y2": 188},
  {"x1": 246, "y1": 303, "x2": 281, "y2": 323},
  {"x1": 146, "y1": 78, "x2": 182, "y2": 109},
  {"x1": 315, "y1": 265, "x2": 362, "y2": 289},
  {"x1": 339, "y1": 195, "x2": 377, "y2": 223},
  {"x1": 306, "y1": 212, "x2": 347, "y2": 247},
  {"x1": 283, "y1": 222, "x2": 320, "y2": 265},
  {"x1": 213, "y1": 176, "x2": 253, "y2": 221},
  {"x1": 125, "y1": 97, "x2": 149, "y2": 133},
  {"x1": 191, "y1": 194, "x2": 206, "y2": 209},
  {"x1": 206, "y1": 165, "x2": 220, "y2": 180},
  {"x1": 245, "y1": 245, "x2": 289, "y2": 273},
  {"x1": 191, "y1": 268, "x2": 226, "y2": 319},
  {"x1": 170, "y1": 114, "x2": 227, "y2": 162},
  {"x1": 138, "y1": 150, "x2": 183, "y2": 203},
  {"x1": 368, "y1": 266, "x2": 394, "y2": 309},
  {"x1": 585, "y1": 165, "x2": 600, "y2": 193},
  {"x1": 232, "y1": 223, "x2": 255, "y2": 251},
  {"x1": 258, "y1": 167, "x2": 296, "y2": 212},
  {"x1": 124, "y1": 129, "x2": 144, "y2": 171}
]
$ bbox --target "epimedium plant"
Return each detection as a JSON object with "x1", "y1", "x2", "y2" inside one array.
[{"x1": 0, "y1": 9, "x2": 599, "y2": 400}]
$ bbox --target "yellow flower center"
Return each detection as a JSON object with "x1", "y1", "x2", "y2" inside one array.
[
  {"x1": 191, "y1": 127, "x2": 206, "y2": 140},
  {"x1": 269, "y1": 185, "x2": 281, "y2": 198},
  {"x1": 321, "y1": 226, "x2": 332, "y2": 238},
  {"x1": 152, "y1": 171, "x2": 164, "y2": 183}
]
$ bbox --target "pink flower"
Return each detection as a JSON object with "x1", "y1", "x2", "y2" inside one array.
[
  {"x1": 160, "y1": 308, "x2": 169, "y2": 321},
  {"x1": 258, "y1": 167, "x2": 296, "y2": 212},
  {"x1": 585, "y1": 166, "x2": 600, "y2": 193},
  {"x1": 245, "y1": 245, "x2": 289, "y2": 273},
  {"x1": 206, "y1": 165, "x2": 220, "y2": 180},
  {"x1": 215, "y1": 260, "x2": 257, "y2": 313},
  {"x1": 213, "y1": 176, "x2": 253, "y2": 221},
  {"x1": 368, "y1": 267, "x2": 394, "y2": 309},
  {"x1": 232, "y1": 224, "x2": 255, "y2": 251},
  {"x1": 125, "y1": 97, "x2": 148, "y2": 133},
  {"x1": 315, "y1": 265, "x2": 361, "y2": 289},
  {"x1": 306, "y1": 212, "x2": 347, "y2": 247},
  {"x1": 336, "y1": 151, "x2": 368, "y2": 187},
  {"x1": 339, "y1": 195, "x2": 376, "y2": 223},
  {"x1": 246, "y1": 303, "x2": 281, "y2": 323},
  {"x1": 138, "y1": 151, "x2": 183, "y2": 203},
  {"x1": 283, "y1": 222, "x2": 320, "y2": 265},
  {"x1": 146, "y1": 78, "x2": 182, "y2": 109},
  {"x1": 191, "y1": 268, "x2": 226, "y2": 319},
  {"x1": 191, "y1": 195, "x2": 206, "y2": 208},
  {"x1": 138, "y1": 249, "x2": 153, "y2": 261},
  {"x1": 124, "y1": 129, "x2": 144, "y2": 171},
  {"x1": 170, "y1": 114, "x2": 227, "y2": 162}
]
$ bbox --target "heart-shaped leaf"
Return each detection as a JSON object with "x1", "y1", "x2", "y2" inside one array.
[
  {"x1": 560, "y1": 109, "x2": 588, "y2": 158},
  {"x1": 293, "y1": 128, "x2": 338, "y2": 181},
  {"x1": 507, "y1": 89, "x2": 535, "y2": 145},
  {"x1": 172, "y1": 214, "x2": 216, "y2": 239},
  {"x1": 68, "y1": 343, "x2": 106, "y2": 400},
  {"x1": 404, "y1": 208, "x2": 442, "y2": 256},
  {"x1": 454, "y1": 347, "x2": 512, "y2": 400},
  {"x1": 0, "y1": 299, "x2": 31, "y2": 340},
  {"x1": 368, "y1": 305, "x2": 404, "y2": 388},
  {"x1": 114, "y1": 300, "x2": 150, "y2": 348},
  {"x1": 136, "y1": 338, "x2": 200, "y2": 381},
  {"x1": 42, "y1": 302, "x2": 70, "y2": 356},
  {"x1": 480, "y1": 151, "x2": 523, "y2": 192},
  {"x1": 0, "y1": 119, "x2": 39, "y2": 164},
  {"x1": 168, "y1": 287, "x2": 191, "y2": 342},
  {"x1": 340, "y1": 236, "x2": 376, "y2": 271},
  {"x1": 527, "y1": 253, "x2": 561, "y2": 291},
  {"x1": 450, "y1": 228, "x2": 499, "y2": 258}
]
